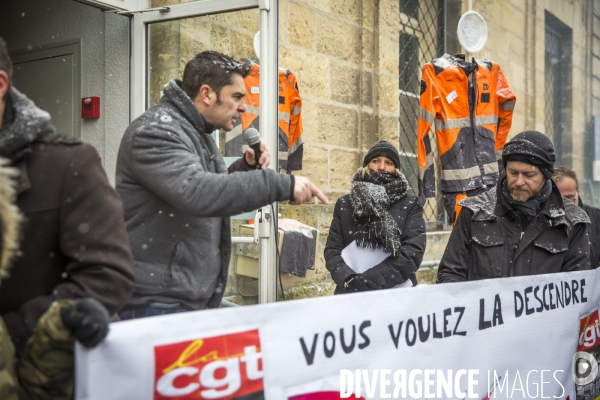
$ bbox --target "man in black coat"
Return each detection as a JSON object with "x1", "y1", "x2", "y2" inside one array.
[
  {"x1": 553, "y1": 166, "x2": 600, "y2": 269},
  {"x1": 0, "y1": 37, "x2": 135, "y2": 354},
  {"x1": 437, "y1": 131, "x2": 590, "y2": 283}
]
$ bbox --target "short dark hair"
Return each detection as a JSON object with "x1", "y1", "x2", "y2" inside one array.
[
  {"x1": 0, "y1": 37, "x2": 12, "y2": 100},
  {"x1": 552, "y1": 166, "x2": 579, "y2": 191},
  {"x1": 181, "y1": 50, "x2": 250, "y2": 101}
]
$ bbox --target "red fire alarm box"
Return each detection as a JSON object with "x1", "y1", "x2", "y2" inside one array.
[{"x1": 82, "y1": 97, "x2": 100, "y2": 119}]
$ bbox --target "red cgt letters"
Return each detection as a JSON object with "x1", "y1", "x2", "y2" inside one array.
[{"x1": 154, "y1": 329, "x2": 263, "y2": 400}]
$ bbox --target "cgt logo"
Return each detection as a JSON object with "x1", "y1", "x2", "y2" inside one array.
[
  {"x1": 573, "y1": 310, "x2": 600, "y2": 386},
  {"x1": 154, "y1": 329, "x2": 263, "y2": 400}
]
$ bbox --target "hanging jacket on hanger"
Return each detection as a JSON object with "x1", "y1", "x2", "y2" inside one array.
[
  {"x1": 225, "y1": 60, "x2": 303, "y2": 172},
  {"x1": 417, "y1": 53, "x2": 516, "y2": 203}
]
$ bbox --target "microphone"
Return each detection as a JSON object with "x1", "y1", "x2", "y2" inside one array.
[{"x1": 242, "y1": 128, "x2": 262, "y2": 169}]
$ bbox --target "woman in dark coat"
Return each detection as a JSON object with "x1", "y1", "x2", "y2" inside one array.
[{"x1": 325, "y1": 140, "x2": 426, "y2": 294}]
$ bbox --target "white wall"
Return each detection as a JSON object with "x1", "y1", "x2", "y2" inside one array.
[
  {"x1": 104, "y1": 13, "x2": 130, "y2": 185},
  {"x1": 0, "y1": 0, "x2": 130, "y2": 185}
]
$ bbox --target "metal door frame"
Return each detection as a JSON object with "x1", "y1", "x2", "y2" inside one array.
[
  {"x1": 130, "y1": 0, "x2": 279, "y2": 304},
  {"x1": 11, "y1": 39, "x2": 82, "y2": 138}
]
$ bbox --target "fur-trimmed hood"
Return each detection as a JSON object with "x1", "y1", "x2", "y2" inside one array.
[{"x1": 0, "y1": 159, "x2": 22, "y2": 282}]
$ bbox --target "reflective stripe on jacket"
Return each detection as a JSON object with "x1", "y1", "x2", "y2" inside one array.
[
  {"x1": 418, "y1": 54, "x2": 516, "y2": 199},
  {"x1": 225, "y1": 61, "x2": 304, "y2": 172}
]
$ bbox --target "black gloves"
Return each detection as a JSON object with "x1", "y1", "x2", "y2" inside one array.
[
  {"x1": 343, "y1": 274, "x2": 378, "y2": 293},
  {"x1": 60, "y1": 298, "x2": 110, "y2": 348}
]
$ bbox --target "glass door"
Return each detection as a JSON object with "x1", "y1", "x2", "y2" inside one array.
[{"x1": 130, "y1": 0, "x2": 279, "y2": 306}]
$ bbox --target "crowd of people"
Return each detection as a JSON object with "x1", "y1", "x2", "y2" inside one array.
[{"x1": 0, "y1": 35, "x2": 596, "y2": 397}]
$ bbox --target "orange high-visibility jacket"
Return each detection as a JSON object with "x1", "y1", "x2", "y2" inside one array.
[
  {"x1": 417, "y1": 54, "x2": 516, "y2": 200},
  {"x1": 225, "y1": 61, "x2": 303, "y2": 172}
]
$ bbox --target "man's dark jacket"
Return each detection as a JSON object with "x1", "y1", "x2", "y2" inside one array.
[
  {"x1": 0, "y1": 87, "x2": 135, "y2": 353},
  {"x1": 325, "y1": 193, "x2": 426, "y2": 293},
  {"x1": 116, "y1": 79, "x2": 293, "y2": 310},
  {"x1": 436, "y1": 179, "x2": 591, "y2": 282},
  {"x1": 580, "y1": 198, "x2": 600, "y2": 269}
]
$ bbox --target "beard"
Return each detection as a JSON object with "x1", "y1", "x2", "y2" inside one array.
[
  {"x1": 508, "y1": 184, "x2": 543, "y2": 202},
  {"x1": 509, "y1": 188, "x2": 531, "y2": 202}
]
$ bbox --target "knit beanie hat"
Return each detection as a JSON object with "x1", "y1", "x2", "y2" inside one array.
[
  {"x1": 502, "y1": 131, "x2": 556, "y2": 179},
  {"x1": 363, "y1": 140, "x2": 401, "y2": 169}
]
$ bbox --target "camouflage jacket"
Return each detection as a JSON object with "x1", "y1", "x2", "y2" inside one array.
[{"x1": 0, "y1": 300, "x2": 75, "y2": 400}]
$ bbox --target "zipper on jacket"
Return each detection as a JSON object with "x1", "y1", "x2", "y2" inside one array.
[
  {"x1": 468, "y1": 61, "x2": 488, "y2": 188},
  {"x1": 165, "y1": 242, "x2": 178, "y2": 281},
  {"x1": 510, "y1": 211, "x2": 541, "y2": 277},
  {"x1": 469, "y1": 68, "x2": 477, "y2": 129},
  {"x1": 512, "y1": 211, "x2": 523, "y2": 238},
  {"x1": 513, "y1": 211, "x2": 540, "y2": 239}
]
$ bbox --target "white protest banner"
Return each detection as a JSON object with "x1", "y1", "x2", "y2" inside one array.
[{"x1": 75, "y1": 269, "x2": 600, "y2": 400}]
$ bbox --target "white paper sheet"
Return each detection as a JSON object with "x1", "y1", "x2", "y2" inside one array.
[
  {"x1": 341, "y1": 240, "x2": 389, "y2": 274},
  {"x1": 341, "y1": 240, "x2": 413, "y2": 288}
]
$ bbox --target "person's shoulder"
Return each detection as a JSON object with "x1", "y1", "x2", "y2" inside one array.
[
  {"x1": 390, "y1": 193, "x2": 420, "y2": 209},
  {"x1": 35, "y1": 133, "x2": 99, "y2": 154},
  {"x1": 458, "y1": 188, "x2": 496, "y2": 218},
  {"x1": 31, "y1": 133, "x2": 85, "y2": 159},
  {"x1": 31, "y1": 134, "x2": 102, "y2": 171},
  {"x1": 126, "y1": 101, "x2": 189, "y2": 140},
  {"x1": 564, "y1": 199, "x2": 591, "y2": 226},
  {"x1": 582, "y1": 202, "x2": 600, "y2": 217},
  {"x1": 336, "y1": 194, "x2": 350, "y2": 204},
  {"x1": 34, "y1": 133, "x2": 82, "y2": 147},
  {"x1": 128, "y1": 98, "x2": 171, "y2": 123},
  {"x1": 400, "y1": 193, "x2": 420, "y2": 204},
  {"x1": 334, "y1": 195, "x2": 352, "y2": 210}
]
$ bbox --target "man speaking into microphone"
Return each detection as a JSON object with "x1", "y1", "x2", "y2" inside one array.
[{"x1": 116, "y1": 51, "x2": 328, "y2": 320}]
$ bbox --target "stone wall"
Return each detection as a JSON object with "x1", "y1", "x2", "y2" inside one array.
[
  {"x1": 589, "y1": 1, "x2": 600, "y2": 202},
  {"x1": 474, "y1": 0, "x2": 597, "y2": 204},
  {"x1": 279, "y1": 0, "x2": 405, "y2": 203},
  {"x1": 278, "y1": 0, "x2": 415, "y2": 285},
  {"x1": 593, "y1": 2, "x2": 600, "y2": 117}
]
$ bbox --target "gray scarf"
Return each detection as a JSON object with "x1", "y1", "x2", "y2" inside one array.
[{"x1": 350, "y1": 168, "x2": 408, "y2": 255}]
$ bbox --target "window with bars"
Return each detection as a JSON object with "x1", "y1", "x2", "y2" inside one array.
[
  {"x1": 398, "y1": 32, "x2": 420, "y2": 200},
  {"x1": 545, "y1": 11, "x2": 573, "y2": 168}
]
